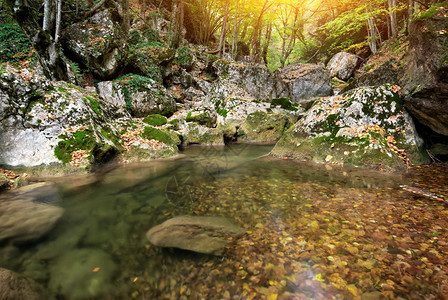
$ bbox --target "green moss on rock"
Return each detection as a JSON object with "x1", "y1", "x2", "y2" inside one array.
[
  {"x1": 143, "y1": 114, "x2": 168, "y2": 126},
  {"x1": 142, "y1": 126, "x2": 175, "y2": 145},
  {"x1": 54, "y1": 130, "x2": 97, "y2": 164}
]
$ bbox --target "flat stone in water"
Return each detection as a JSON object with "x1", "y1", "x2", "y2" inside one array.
[
  {"x1": 146, "y1": 215, "x2": 246, "y2": 255},
  {"x1": 0, "y1": 183, "x2": 64, "y2": 244}
]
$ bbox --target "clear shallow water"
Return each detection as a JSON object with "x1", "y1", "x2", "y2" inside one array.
[{"x1": 1, "y1": 144, "x2": 448, "y2": 299}]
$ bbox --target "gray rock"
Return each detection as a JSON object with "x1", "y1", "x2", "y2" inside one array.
[
  {"x1": 0, "y1": 268, "x2": 50, "y2": 300},
  {"x1": 276, "y1": 63, "x2": 332, "y2": 108},
  {"x1": 97, "y1": 76, "x2": 176, "y2": 117},
  {"x1": 49, "y1": 248, "x2": 117, "y2": 300},
  {"x1": 212, "y1": 59, "x2": 278, "y2": 101},
  {"x1": 271, "y1": 85, "x2": 427, "y2": 170},
  {"x1": 146, "y1": 215, "x2": 245, "y2": 255},
  {"x1": 327, "y1": 52, "x2": 359, "y2": 81},
  {"x1": 0, "y1": 65, "x2": 123, "y2": 167},
  {"x1": 61, "y1": 10, "x2": 127, "y2": 78},
  {"x1": 0, "y1": 183, "x2": 64, "y2": 244}
]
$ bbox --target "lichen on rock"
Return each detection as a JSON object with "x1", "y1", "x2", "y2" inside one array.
[{"x1": 271, "y1": 85, "x2": 427, "y2": 170}]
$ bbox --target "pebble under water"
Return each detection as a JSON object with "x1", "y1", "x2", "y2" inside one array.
[{"x1": 1, "y1": 144, "x2": 448, "y2": 299}]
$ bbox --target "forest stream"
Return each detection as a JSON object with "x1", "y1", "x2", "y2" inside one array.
[{"x1": 1, "y1": 144, "x2": 448, "y2": 299}]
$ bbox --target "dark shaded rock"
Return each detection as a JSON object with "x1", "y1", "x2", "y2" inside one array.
[
  {"x1": 61, "y1": 10, "x2": 127, "y2": 78},
  {"x1": 345, "y1": 59, "x2": 400, "y2": 92},
  {"x1": 0, "y1": 175, "x2": 10, "y2": 191},
  {"x1": 327, "y1": 52, "x2": 360, "y2": 81},
  {"x1": 0, "y1": 183, "x2": 63, "y2": 244},
  {"x1": 400, "y1": 14, "x2": 448, "y2": 137},
  {"x1": 146, "y1": 216, "x2": 245, "y2": 255},
  {"x1": 238, "y1": 111, "x2": 292, "y2": 143},
  {"x1": 0, "y1": 268, "x2": 49, "y2": 300},
  {"x1": 271, "y1": 85, "x2": 427, "y2": 170},
  {"x1": 276, "y1": 63, "x2": 332, "y2": 108}
]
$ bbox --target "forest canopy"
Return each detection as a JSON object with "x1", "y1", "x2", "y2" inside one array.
[{"x1": 1, "y1": 0, "x2": 447, "y2": 74}]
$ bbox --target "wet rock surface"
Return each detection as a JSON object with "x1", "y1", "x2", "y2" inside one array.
[
  {"x1": 146, "y1": 215, "x2": 246, "y2": 255},
  {"x1": 0, "y1": 183, "x2": 64, "y2": 244},
  {"x1": 0, "y1": 267, "x2": 50, "y2": 300}
]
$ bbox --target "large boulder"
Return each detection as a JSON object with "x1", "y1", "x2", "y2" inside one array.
[
  {"x1": 271, "y1": 85, "x2": 427, "y2": 170},
  {"x1": 327, "y1": 52, "x2": 360, "y2": 81},
  {"x1": 345, "y1": 59, "x2": 400, "y2": 91},
  {"x1": 0, "y1": 268, "x2": 50, "y2": 300},
  {"x1": 96, "y1": 74, "x2": 176, "y2": 117},
  {"x1": 0, "y1": 65, "x2": 123, "y2": 167},
  {"x1": 238, "y1": 111, "x2": 292, "y2": 143},
  {"x1": 400, "y1": 12, "x2": 448, "y2": 137},
  {"x1": 211, "y1": 59, "x2": 280, "y2": 101},
  {"x1": 0, "y1": 183, "x2": 64, "y2": 244},
  {"x1": 146, "y1": 216, "x2": 245, "y2": 255},
  {"x1": 61, "y1": 10, "x2": 127, "y2": 78},
  {"x1": 276, "y1": 63, "x2": 332, "y2": 108},
  {"x1": 181, "y1": 123, "x2": 224, "y2": 145}
]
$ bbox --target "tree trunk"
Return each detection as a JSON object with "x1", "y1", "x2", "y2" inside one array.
[
  {"x1": 388, "y1": 0, "x2": 397, "y2": 36},
  {"x1": 55, "y1": 0, "x2": 62, "y2": 43},
  {"x1": 262, "y1": 23, "x2": 271, "y2": 65},
  {"x1": 121, "y1": 0, "x2": 130, "y2": 34},
  {"x1": 218, "y1": 0, "x2": 230, "y2": 56},
  {"x1": 231, "y1": 0, "x2": 239, "y2": 59},
  {"x1": 6, "y1": 0, "x2": 69, "y2": 81}
]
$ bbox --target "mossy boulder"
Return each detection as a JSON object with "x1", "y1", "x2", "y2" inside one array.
[
  {"x1": 0, "y1": 65, "x2": 123, "y2": 168},
  {"x1": 97, "y1": 74, "x2": 176, "y2": 117},
  {"x1": 238, "y1": 111, "x2": 292, "y2": 143},
  {"x1": 182, "y1": 123, "x2": 224, "y2": 145},
  {"x1": 271, "y1": 85, "x2": 428, "y2": 170},
  {"x1": 142, "y1": 126, "x2": 179, "y2": 146},
  {"x1": 186, "y1": 108, "x2": 217, "y2": 128},
  {"x1": 143, "y1": 114, "x2": 168, "y2": 126}
]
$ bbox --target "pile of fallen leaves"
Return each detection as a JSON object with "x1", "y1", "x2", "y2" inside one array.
[
  {"x1": 0, "y1": 168, "x2": 19, "y2": 180},
  {"x1": 120, "y1": 123, "x2": 170, "y2": 152},
  {"x1": 129, "y1": 162, "x2": 448, "y2": 299},
  {"x1": 69, "y1": 150, "x2": 89, "y2": 167}
]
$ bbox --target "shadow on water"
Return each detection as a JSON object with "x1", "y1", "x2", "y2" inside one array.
[{"x1": 1, "y1": 144, "x2": 447, "y2": 299}]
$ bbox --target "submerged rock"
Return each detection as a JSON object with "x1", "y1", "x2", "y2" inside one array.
[
  {"x1": 0, "y1": 183, "x2": 63, "y2": 244},
  {"x1": 48, "y1": 248, "x2": 117, "y2": 300},
  {"x1": 327, "y1": 52, "x2": 359, "y2": 81},
  {"x1": 0, "y1": 268, "x2": 50, "y2": 300},
  {"x1": 271, "y1": 85, "x2": 427, "y2": 170},
  {"x1": 146, "y1": 216, "x2": 245, "y2": 255}
]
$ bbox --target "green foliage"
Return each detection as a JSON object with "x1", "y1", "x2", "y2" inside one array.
[
  {"x1": 83, "y1": 96, "x2": 102, "y2": 116},
  {"x1": 176, "y1": 46, "x2": 193, "y2": 68},
  {"x1": 168, "y1": 119, "x2": 180, "y2": 130},
  {"x1": 271, "y1": 98, "x2": 300, "y2": 111},
  {"x1": 54, "y1": 129, "x2": 96, "y2": 163},
  {"x1": 414, "y1": 1, "x2": 448, "y2": 20},
  {"x1": 116, "y1": 74, "x2": 154, "y2": 112},
  {"x1": 70, "y1": 62, "x2": 85, "y2": 85},
  {"x1": 142, "y1": 126, "x2": 174, "y2": 145},
  {"x1": 0, "y1": 21, "x2": 36, "y2": 64},
  {"x1": 143, "y1": 114, "x2": 168, "y2": 126}
]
